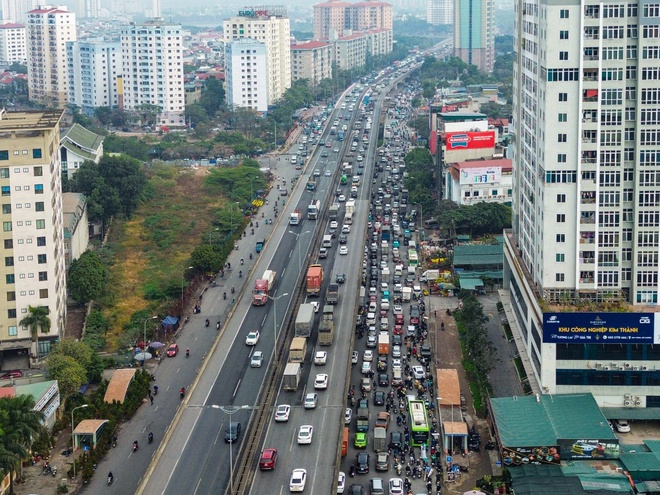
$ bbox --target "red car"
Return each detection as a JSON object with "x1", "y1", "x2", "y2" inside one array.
[
  {"x1": 393, "y1": 324, "x2": 403, "y2": 335},
  {"x1": 0, "y1": 370, "x2": 22, "y2": 380},
  {"x1": 166, "y1": 343, "x2": 179, "y2": 357},
  {"x1": 394, "y1": 314, "x2": 404, "y2": 325},
  {"x1": 259, "y1": 448, "x2": 278, "y2": 470}
]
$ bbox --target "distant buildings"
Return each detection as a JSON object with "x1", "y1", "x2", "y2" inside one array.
[
  {"x1": 313, "y1": 0, "x2": 393, "y2": 39},
  {"x1": 120, "y1": 19, "x2": 185, "y2": 126},
  {"x1": 426, "y1": 0, "x2": 452, "y2": 25},
  {"x1": 0, "y1": 22, "x2": 26, "y2": 65},
  {"x1": 26, "y1": 5, "x2": 76, "y2": 107},
  {"x1": 1, "y1": 0, "x2": 37, "y2": 24},
  {"x1": 225, "y1": 38, "x2": 268, "y2": 112},
  {"x1": 453, "y1": 0, "x2": 494, "y2": 72},
  {"x1": 223, "y1": 7, "x2": 291, "y2": 105},
  {"x1": 0, "y1": 109, "x2": 67, "y2": 362},
  {"x1": 67, "y1": 40, "x2": 120, "y2": 115}
]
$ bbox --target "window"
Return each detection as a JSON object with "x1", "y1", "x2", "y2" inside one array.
[
  {"x1": 558, "y1": 134, "x2": 567, "y2": 143},
  {"x1": 557, "y1": 154, "x2": 567, "y2": 162},
  {"x1": 5, "y1": 274, "x2": 13, "y2": 284},
  {"x1": 637, "y1": 271, "x2": 658, "y2": 286},
  {"x1": 560, "y1": 9, "x2": 569, "y2": 17},
  {"x1": 598, "y1": 271, "x2": 619, "y2": 287},
  {"x1": 2, "y1": 204, "x2": 10, "y2": 214},
  {"x1": 557, "y1": 214, "x2": 566, "y2": 222},
  {"x1": 39, "y1": 289, "x2": 48, "y2": 299},
  {"x1": 8, "y1": 326, "x2": 16, "y2": 336},
  {"x1": 557, "y1": 194, "x2": 566, "y2": 203},
  {"x1": 6, "y1": 291, "x2": 14, "y2": 301},
  {"x1": 36, "y1": 219, "x2": 45, "y2": 229},
  {"x1": 35, "y1": 202, "x2": 44, "y2": 212},
  {"x1": 4, "y1": 257, "x2": 13, "y2": 267},
  {"x1": 1, "y1": 186, "x2": 9, "y2": 196},
  {"x1": 34, "y1": 184, "x2": 43, "y2": 194},
  {"x1": 0, "y1": 151, "x2": 8, "y2": 161},
  {"x1": 558, "y1": 113, "x2": 568, "y2": 122},
  {"x1": 33, "y1": 166, "x2": 42, "y2": 177},
  {"x1": 2, "y1": 221, "x2": 10, "y2": 232},
  {"x1": 7, "y1": 309, "x2": 15, "y2": 319},
  {"x1": 559, "y1": 93, "x2": 568, "y2": 101},
  {"x1": 0, "y1": 168, "x2": 8, "y2": 178},
  {"x1": 556, "y1": 253, "x2": 565, "y2": 262},
  {"x1": 38, "y1": 272, "x2": 47, "y2": 281},
  {"x1": 559, "y1": 30, "x2": 569, "y2": 39},
  {"x1": 32, "y1": 149, "x2": 42, "y2": 159},
  {"x1": 556, "y1": 273, "x2": 565, "y2": 281},
  {"x1": 3, "y1": 239, "x2": 12, "y2": 249},
  {"x1": 556, "y1": 234, "x2": 566, "y2": 242}
]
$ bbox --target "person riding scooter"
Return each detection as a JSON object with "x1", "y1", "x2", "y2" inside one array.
[
  {"x1": 180, "y1": 387, "x2": 185, "y2": 399},
  {"x1": 107, "y1": 472, "x2": 114, "y2": 485},
  {"x1": 133, "y1": 440, "x2": 139, "y2": 452},
  {"x1": 148, "y1": 432, "x2": 154, "y2": 444},
  {"x1": 223, "y1": 292, "x2": 227, "y2": 300},
  {"x1": 205, "y1": 318, "x2": 210, "y2": 327},
  {"x1": 185, "y1": 348, "x2": 189, "y2": 358}
]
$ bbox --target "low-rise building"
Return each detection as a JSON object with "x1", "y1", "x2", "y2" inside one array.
[
  {"x1": 445, "y1": 157, "x2": 512, "y2": 206},
  {"x1": 60, "y1": 123, "x2": 104, "y2": 180}
]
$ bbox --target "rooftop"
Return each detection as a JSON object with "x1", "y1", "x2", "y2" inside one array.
[
  {"x1": 0, "y1": 109, "x2": 63, "y2": 131},
  {"x1": 490, "y1": 393, "x2": 616, "y2": 447},
  {"x1": 61, "y1": 123, "x2": 104, "y2": 161},
  {"x1": 450, "y1": 157, "x2": 512, "y2": 171},
  {"x1": 291, "y1": 40, "x2": 331, "y2": 50},
  {"x1": 0, "y1": 23, "x2": 24, "y2": 28}
]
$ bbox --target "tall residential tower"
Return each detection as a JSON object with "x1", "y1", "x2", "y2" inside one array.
[{"x1": 453, "y1": 0, "x2": 494, "y2": 72}]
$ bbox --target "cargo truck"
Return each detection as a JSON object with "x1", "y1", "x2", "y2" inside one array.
[
  {"x1": 289, "y1": 337, "x2": 307, "y2": 362},
  {"x1": 283, "y1": 362, "x2": 301, "y2": 391},
  {"x1": 329, "y1": 203, "x2": 339, "y2": 221},
  {"x1": 381, "y1": 225, "x2": 391, "y2": 241},
  {"x1": 420, "y1": 269, "x2": 440, "y2": 282},
  {"x1": 318, "y1": 305, "x2": 334, "y2": 346},
  {"x1": 306, "y1": 264, "x2": 323, "y2": 296},
  {"x1": 378, "y1": 333, "x2": 390, "y2": 355},
  {"x1": 307, "y1": 176, "x2": 316, "y2": 191},
  {"x1": 327, "y1": 283, "x2": 339, "y2": 305},
  {"x1": 289, "y1": 209, "x2": 302, "y2": 225},
  {"x1": 356, "y1": 406, "x2": 370, "y2": 432},
  {"x1": 402, "y1": 287, "x2": 412, "y2": 302},
  {"x1": 295, "y1": 303, "x2": 315, "y2": 337},
  {"x1": 374, "y1": 427, "x2": 387, "y2": 452},
  {"x1": 252, "y1": 269, "x2": 276, "y2": 305},
  {"x1": 381, "y1": 267, "x2": 390, "y2": 282},
  {"x1": 345, "y1": 199, "x2": 355, "y2": 214},
  {"x1": 307, "y1": 200, "x2": 321, "y2": 220}
]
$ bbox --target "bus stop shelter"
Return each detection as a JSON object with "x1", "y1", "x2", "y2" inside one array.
[
  {"x1": 73, "y1": 419, "x2": 109, "y2": 451},
  {"x1": 437, "y1": 369, "x2": 468, "y2": 454}
]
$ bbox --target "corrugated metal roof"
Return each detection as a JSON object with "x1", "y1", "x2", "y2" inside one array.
[
  {"x1": 453, "y1": 244, "x2": 503, "y2": 266},
  {"x1": 601, "y1": 407, "x2": 660, "y2": 420}
]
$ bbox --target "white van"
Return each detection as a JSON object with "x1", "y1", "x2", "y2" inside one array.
[
  {"x1": 392, "y1": 369, "x2": 403, "y2": 386},
  {"x1": 291, "y1": 155, "x2": 298, "y2": 164},
  {"x1": 322, "y1": 235, "x2": 332, "y2": 248}
]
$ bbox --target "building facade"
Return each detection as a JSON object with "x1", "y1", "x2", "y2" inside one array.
[
  {"x1": 223, "y1": 7, "x2": 291, "y2": 105},
  {"x1": 426, "y1": 0, "x2": 452, "y2": 25},
  {"x1": 313, "y1": 0, "x2": 393, "y2": 40},
  {"x1": 333, "y1": 31, "x2": 368, "y2": 70},
  {"x1": 1, "y1": 0, "x2": 37, "y2": 23},
  {"x1": 0, "y1": 22, "x2": 25, "y2": 65},
  {"x1": 225, "y1": 38, "x2": 268, "y2": 112},
  {"x1": 62, "y1": 192, "x2": 88, "y2": 270},
  {"x1": 59, "y1": 122, "x2": 104, "y2": 179},
  {"x1": 0, "y1": 109, "x2": 67, "y2": 363},
  {"x1": 120, "y1": 19, "x2": 185, "y2": 126},
  {"x1": 503, "y1": 0, "x2": 660, "y2": 412},
  {"x1": 446, "y1": 158, "x2": 512, "y2": 206},
  {"x1": 26, "y1": 6, "x2": 76, "y2": 108},
  {"x1": 67, "y1": 41, "x2": 120, "y2": 115},
  {"x1": 291, "y1": 40, "x2": 332, "y2": 86},
  {"x1": 453, "y1": 0, "x2": 494, "y2": 72}
]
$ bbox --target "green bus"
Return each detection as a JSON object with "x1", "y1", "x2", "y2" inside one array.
[
  {"x1": 408, "y1": 249, "x2": 419, "y2": 267},
  {"x1": 408, "y1": 400, "x2": 430, "y2": 447}
]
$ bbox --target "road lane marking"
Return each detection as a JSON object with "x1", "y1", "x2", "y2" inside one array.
[
  {"x1": 233, "y1": 379, "x2": 242, "y2": 397},
  {"x1": 193, "y1": 477, "x2": 202, "y2": 494},
  {"x1": 262, "y1": 314, "x2": 267, "y2": 326}
]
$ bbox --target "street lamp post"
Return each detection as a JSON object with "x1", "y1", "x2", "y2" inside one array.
[
  {"x1": 142, "y1": 315, "x2": 158, "y2": 365},
  {"x1": 267, "y1": 293, "x2": 289, "y2": 347},
  {"x1": 181, "y1": 266, "x2": 193, "y2": 309},
  {"x1": 208, "y1": 227, "x2": 219, "y2": 245},
  {"x1": 71, "y1": 404, "x2": 89, "y2": 480},
  {"x1": 288, "y1": 230, "x2": 311, "y2": 271}
]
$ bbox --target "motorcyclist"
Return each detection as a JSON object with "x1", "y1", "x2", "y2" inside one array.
[
  {"x1": 223, "y1": 292, "x2": 227, "y2": 300},
  {"x1": 153, "y1": 385, "x2": 158, "y2": 395},
  {"x1": 205, "y1": 318, "x2": 210, "y2": 327},
  {"x1": 108, "y1": 472, "x2": 114, "y2": 484},
  {"x1": 148, "y1": 432, "x2": 154, "y2": 443},
  {"x1": 231, "y1": 287, "x2": 235, "y2": 294},
  {"x1": 180, "y1": 387, "x2": 185, "y2": 398},
  {"x1": 240, "y1": 258, "x2": 244, "y2": 265},
  {"x1": 133, "y1": 440, "x2": 138, "y2": 451},
  {"x1": 239, "y1": 270, "x2": 242, "y2": 278},
  {"x1": 249, "y1": 253, "x2": 253, "y2": 260},
  {"x1": 185, "y1": 348, "x2": 190, "y2": 357}
]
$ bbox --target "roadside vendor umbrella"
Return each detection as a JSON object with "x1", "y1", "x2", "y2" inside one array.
[
  {"x1": 463, "y1": 491, "x2": 487, "y2": 495},
  {"x1": 149, "y1": 342, "x2": 165, "y2": 349},
  {"x1": 134, "y1": 351, "x2": 152, "y2": 362}
]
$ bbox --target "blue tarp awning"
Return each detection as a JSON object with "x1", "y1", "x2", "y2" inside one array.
[{"x1": 162, "y1": 316, "x2": 179, "y2": 326}]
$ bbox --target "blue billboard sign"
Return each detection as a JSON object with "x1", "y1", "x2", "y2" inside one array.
[{"x1": 542, "y1": 312, "x2": 659, "y2": 344}]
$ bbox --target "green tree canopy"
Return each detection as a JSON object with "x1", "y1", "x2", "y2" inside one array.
[
  {"x1": 68, "y1": 250, "x2": 108, "y2": 304},
  {"x1": 189, "y1": 244, "x2": 223, "y2": 274},
  {"x1": 45, "y1": 354, "x2": 87, "y2": 403}
]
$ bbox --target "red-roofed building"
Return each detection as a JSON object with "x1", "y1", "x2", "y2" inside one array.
[
  {"x1": 291, "y1": 41, "x2": 332, "y2": 86},
  {"x1": 446, "y1": 158, "x2": 512, "y2": 205},
  {"x1": 331, "y1": 27, "x2": 392, "y2": 70}
]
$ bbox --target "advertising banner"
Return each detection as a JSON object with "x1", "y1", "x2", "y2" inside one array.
[
  {"x1": 459, "y1": 166, "x2": 502, "y2": 185},
  {"x1": 557, "y1": 439, "x2": 620, "y2": 460},
  {"x1": 445, "y1": 131, "x2": 495, "y2": 150},
  {"x1": 543, "y1": 312, "x2": 659, "y2": 344},
  {"x1": 501, "y1": 445, "x2": 560, "y2": 466}
]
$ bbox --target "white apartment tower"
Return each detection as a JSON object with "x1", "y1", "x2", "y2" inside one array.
[
  {"x1": 503, "y1": 0, "x2": 660, "y2": 405},
  {"x1": 67, "y1": 41, "x2": 120, "y2": 115},
  {"x1": 223, "y1": 7, "x2": 291, "y2": 106},
  {"x1": 26, "y1": 5, "x2": 76, "y2": 108},
  {"x1": 0, "y1": 22, "x2": 26, "y2": 65},
  {"x1": 0, "y1": 109, "x2": 67, "y2": 363},
  {"x1": 426, "y1": 0, "x2": 452, "y2": 25},
  {"x1": 1, "y1": 0, "x2": 37, "y2": 23},
  {"x1": 225, "y1": 38, "x2": 268, "y2": 112},
  {"x1": 120, "y1": 19, "x2": 185, "y2": 126}
]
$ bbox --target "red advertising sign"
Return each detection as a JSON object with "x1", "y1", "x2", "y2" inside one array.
[{"x1": 445, "y1": 131, "x2": 495, "y2": 150}]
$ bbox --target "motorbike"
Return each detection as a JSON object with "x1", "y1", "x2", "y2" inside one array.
[
  {"x1": 148, "y1": 432, "x2": 154, "y2": 444},
  {"x1": 211, "y1": 281, "x2": 217, "y2": 288},
  {"x1": 255, "y1": 221, "x2": 258, "y2": 227},
  {"x1": 205, "y1": 318, "x2": 210, "y2": 327},
  {"x1": 107, "y1": 475, "x2": 114, "y2": 486},
  {"x1": 231, "y1": 287, "x2": 235, "y2": 294},
  {"x1": 180, "y1": 388, "x2": 185, "y2": 399},
  {"x1": 239, "y1": 271, "x2": 242, "y2": 278},
  {"x1": 132, "y1": 441, "x2": 138, "y2": 453},
  {"x1": 249, "y1": 253, "x2": 253, "y2": 260},
  {"x1": 349, "y1": 465, "x2": 356, "y2": 477},
  {"x1": 112, "y1": 436, "x2": 117, "y2": 447},
  {"x1": 223, "y1": 292, "x2": 227, "y2": 300},
  {"x1": 185, "y1": 349, "x2": 189, "y2": 358},
  {"x1": 153, "y1": 385, "x2": 158, "y2": 396},
  {"x1": 240, "y1": 258, "x2": 244, "y2": 265}
]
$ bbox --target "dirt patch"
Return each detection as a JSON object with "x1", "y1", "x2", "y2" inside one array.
[{"x1": 64, "y1": 305, "x2": 86, "y2": 340}]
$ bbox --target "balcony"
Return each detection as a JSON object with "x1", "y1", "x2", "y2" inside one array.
[{"x1": 580, "y1": 192, "x2": 596, "y2": 203}]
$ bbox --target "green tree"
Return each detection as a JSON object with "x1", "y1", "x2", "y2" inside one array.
[
  {"x1": 134, "y1": 103, "x2": 163, "y2": 127},
  {"x1": 45, "y1": 354, "x2": 87, "y2": 404},
  {"x1": 189, "y1": 244, "x2": 223, "y2": 273},
  {"x1": 19, "y1": 306, "x2": 50, "y2": 359},
  {"x1": 49, "y1": 339, "x2": 93, "y2": 372},
  {"x1": 199, "y1": 76, "x2": 225, "y2": 116},
  {"x1": 103, "y1": 135, "x2": 150, "y2": 161},
  {"x1": 0, "y1": 395, "x2": 45, "y2": 494},
  {"x1": 94, "y1": 106, "x2": 113, "y2": 126},
  {"x1": 68, "y1": 251, "x2": 108, "y2": 304},
  {"x1": 186, "y1": 103, "x2": 209, "y2": 127}
]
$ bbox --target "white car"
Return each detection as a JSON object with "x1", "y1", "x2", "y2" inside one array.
[
  {"x1": 338, "y1": 194, "x2": 346, "y2": 202},
  {"x1": 392, "y1": 345, "x2": 401, "y2": 358},
  {"x1": 275, "y1": 404, "x2": 291, "y2": 422},
  {"x1": 392, "y1": 358, "x2": 402, "y2": 370},
  {"x1": 363, "y1": 350, "x2": 374, "y2": 362},
  {"x1": 325, "y1": 170, "x2": 331, "y2": 176},
  {"x1": 330, "y1": 220, "x2": 338, "y2": 229},
  {"x1": 250, "y1": 351, "x2": 264, "y2": 367},
  {"x1": 297, "y1": 425, "x2": 314, "y2": 444},
  {"x1": 314, "y1": 351, "x2": 327, "y2": 365},
  {"x1": 311, "y1": 301, "x2": 320, "y2": 313},
  {"x1": 389, "y1": 478, "x2": 404, "y2": 495},
  {"x1": 304, "y1": 393, "x2": 318, "y2": 409},
  {"x1": 381, "y1": 299, "x2": 390, "y2": 311},
  {"x1": 361, "y1": 362, "x2": 372, "y2": 375},
  {"x1": 392, "y1": 305, "x2": 403, "y2": 315},
  {"x1": 339, "y1": 246, "x2": 348, "y2": 255},
  {"x1": 342, "y1": 225, "x2": 351, "y2": 234},
  {"x1": 314, "y1": 373, "x2": 329, "y2": 389},
  {"x1": 337, "y1": 471, "x2": 346, "y2": 493},
  {"x1": 290, "y1": 468, "x2": 307, "y2": 492},
  {"x1": 352, "y1": 351, "x2": 359, "y2": 364},
  {"x1": 613, "y1": 419, "x2": 631, "y2": 433},
  {"x1": 412, "y1": 365, "x2": 426, "y2": 379},
  {"x1": 345, "y1": 408, "x2": 353, "y2": 425},
  {"x1": 245, "y1": 330, "x2": 260, "y2": 346}
]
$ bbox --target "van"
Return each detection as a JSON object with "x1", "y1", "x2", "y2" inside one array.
[
  {"x1": 424, "y1": 218, "x2": 439, "y2": 229},
  {"x1": 291, "y1": 155, "x2": 298, "y2": 164},
  {"x1": 369, "y1": 477, "x2": 385, "y2": 495},
  {"x1": 392, "y1": 369, "x2": 403, "y2": 386},
  {"x1": 322, "y1": 235, "x2": 332, "y2": 248}
]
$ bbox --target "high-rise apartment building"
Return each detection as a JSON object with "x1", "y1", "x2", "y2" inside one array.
[
  {"x1": 0, "y1": 22, "x2": 26, "y2": 65},
  {"x1": 223, "y1": 7, "x2": 291, "y2": 105},
  {"x1": 291, "y1": 40, "x2": 333, "y2": 87},
  {"x1": 0, "y1": 109, "x2": 67, "y2": 362},
  {"x1": 426, "y1": 0, "x2": 452, "y2": 25},
  {"x1": 120, "y1": 19, "x2": 185, "y2": 126},
  {"x1": 67, "y1": 41, "x2": 120, "y2": 115},
  {"x1": 453, "y1": 0, "x2": 494, "y2": 72},
  {"x1": 26, "y1": 6, "x2": 76, "y2": 108},
  {"x1": 503, "y1": 0, "x2": 660, "y2": 408},
  {"x1": 1, "y1": 0, "x2": 37, "y2": 23},
  {"x1": 313, "y1": 0, "x2": 393, "y2": 40},
  {"x1": 75, "y1": 0, "x2": 100, "y2": 18},
  {"x1": 225, "y1": 38, "x2": 268, "y2": 112}
]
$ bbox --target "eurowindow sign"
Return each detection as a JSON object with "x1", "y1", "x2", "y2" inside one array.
[
  {"x1": 542, "y1": 312, "x2": 659, "y2": 344},
  {"x1": 238, "y1": 5, "x2": 287, "y2": 17}
]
